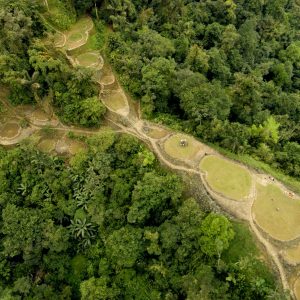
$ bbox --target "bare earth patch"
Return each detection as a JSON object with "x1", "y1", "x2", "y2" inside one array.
[{"x1": 252, "y1": 183, "x2": 300, "y2": 241}]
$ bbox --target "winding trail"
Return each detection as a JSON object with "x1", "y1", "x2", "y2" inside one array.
[{"x1": 1, "y1": 6, "x2": 297, "y2": 297}]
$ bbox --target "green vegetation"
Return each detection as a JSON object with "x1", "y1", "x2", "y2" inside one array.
[
  {"x1": 200, "y1": 155, "x2": 252, "y2": 201},
  {"x1": 37, "y1": 138, "x2": 57, "y2": 152},
  {"x1": 45, "y1": 0, "x2": 76, "y2": 30},
  {"x1": 253, "y1": 184, "x2": 300, "y2": 241},
  {"x1": 0, "y1": 2, "x2": 105, "y2": 128},
  {"x1": 69, "y1": 32, "x2": 83, "y2": 42},
  {"x1": 207, "y1": 142, "x2": 300, "y2": 195},
  {"x1": 164, "y1": 134, "x2": 201, "y2": 160},
  {"x1": 0, "y1": 131, "x2": 284, "y2": 299},
  {"x1": 102, "y1": 0, "x2": 300, "y2": 182},
  {"x1": 0, "y1": 1, "x2": 293, "y2": 298},
  {"x1": 222, "y1": 222, "x2": 258, "y2": 263},
  {"x1": 76, "y1": 52, "x2": 99, "y2": 67}
]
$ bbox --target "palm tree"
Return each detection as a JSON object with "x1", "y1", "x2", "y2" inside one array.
[{"x1": 68, "y1": 218, "x2": 97, "y2": 239}]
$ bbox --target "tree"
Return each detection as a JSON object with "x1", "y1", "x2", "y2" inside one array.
[
  {"x1": 185, "y1": 45, "x2": 209, "y2": 74},
  {"x1": 136, "y1": 27, "x2": 175, "y2": 59},
  {"x1": 68, "y1": 218, "x2": 97, "y2": 248},
  {"x1": 141, "y1": 57, "x2": 176, "y2": 114},
  {"x1": 105, "y1": 226, "x2": 143, "y2": 268},
  {"x1": 230, "y1": 72, "x2": 264, "y2": 124},
  {"x1": 0, "y1": 7, "x2": 33, "y2": 55},
  {"x1": 179, "y1": 80, "x2": 231, "y2": 124},
  {"x1": 238, "y1": 18, "x2": 258, "y2": 66},
  {"x1": 127, "y1": 172, "x2": 182, "y2": 225},
  {"x1": 200, "y1": 213, "x2": 235, "y2": 261},
  {"x1": 79, "y1": 96, "x2": 106, "y2": 127},
  {"x1": 80, "y1": 277, "x2": 119, "y2": 300},
  {"x1": 1, "y1": 204, "x2": 44, "y2": 259}
]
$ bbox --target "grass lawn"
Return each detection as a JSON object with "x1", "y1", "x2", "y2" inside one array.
[
  {"x1": 68, "y1": 32, "x2": 83, "y2": 42},
  {"x1": 252, "y1": 183, "x2": 300, "y2": 241},
  {"x1": 222, "y1": 222, "x2": 258, "y2": 263},
  {"x1": 68, "y1": 140, "x2": 87, "y2": 155},
  {"x1": 53, "y1": 32, "x2": 65, "y2": 46},
  {"x1": 164, "y1": 134, "x2": 201, "y2": 160},
  {"x1": 0, "y1": 123, "x2": 20, "y2": 139},
  {"x1": 68, "y1": 29, "x2": 98, "y2": 56},
  {"x1": 38, "y1": 138, "x2": 57, "y2": 153},
  {"x1": 64, "y1": 17, "x2": 93, "y2": 49},
  {"x1": 31, "y1": 109, "x2": 49, "y2": 121},
  {"x1": 283, "y1": 244, "x2": 300, "y2": 264},
  {"x1": 147, "y1": 128, "x2": 169, "y2": 139},
  {"x1": 70, "y1": 17, "x2": 93, "y2": 32},
  {"x1": 102, "y1": 91, "x2": 127, "y2": 112},
  {"x1": 199, "y1": 155, "x2": 252, "y2": 201},
  {"x1": 76, "y1": 52, "x2": 99, "y2": 67}
]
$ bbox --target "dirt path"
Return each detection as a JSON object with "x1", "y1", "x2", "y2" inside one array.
[{"x1": 2, "y1": 10, "x2": 295, "y2": 297}]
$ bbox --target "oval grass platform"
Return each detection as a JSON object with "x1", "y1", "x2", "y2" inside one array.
[{"x1": 199, "y1": 155, "x2": 252, "y2": 201}]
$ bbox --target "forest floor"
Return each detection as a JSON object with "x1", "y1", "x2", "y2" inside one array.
[{"x1": 1, "y1": 8, "x2": 300, "y2": 298}]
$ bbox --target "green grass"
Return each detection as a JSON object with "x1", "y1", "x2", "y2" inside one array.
[
  {"x1": 63, "y1": 17, "x2": 93, "y2": 49},
  {"x1": 38, "y1": 139, "x2": 57, "y2": 153},
  {"x1": 253, "y1": 183, "x2": 300, "y2": 241},
  {"x1": 45, "y1": 0, "x2": 76, "y2": 30},
  {"x1": 67, "y1": 17, "x2": 93, "y2": 33},
  {"x1": 0, "y1": 123, "x2": 20, "y2": 139},
  {"x1": 283, "y1": 244, "x2": 300, "y2": 264},
  {"x1": 76, "y1": 52, "x2": 99, "y2": 67},
  {"x1": 164, "y1": 134, "x2": 201, "y2": 160},
  {"x1": 207, "y1": 143, "x2": 300, "y2": 195},
  {"x1": 103, "y1": 91, "x2": 127, "y2": 112},
  {"x1": 222, "y1": 222, "x2": 258, "y2": 263},
  {"x1": 68, "y1": 140, "x2": 87, "y2": 155},
  {"x1": 68, "y1": 29, "x2": 98, "y2": 56},
  {"x1": 199, "y1": 155, "x2": 252, "y2": 201},
  {"x1": 68, "y1": 32, "x2": 83, "y2": 42},
  {"x1": 147, "y1": 128, "x2": 169, "y2": 139}
]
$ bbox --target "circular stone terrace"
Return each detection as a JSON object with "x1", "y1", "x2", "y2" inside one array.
[
  {"x1": 252, "y1": 183, "x2": 300, "y2": 242},
  {"x1": 163, "y1": 133, "x2": 204, "y2": 161},
  {"x1": 199, "y1": 155, "x2": 253, "y2": 202},
  {"x1": 0, "y1": 122, "x2": 21, "y2": 140}
]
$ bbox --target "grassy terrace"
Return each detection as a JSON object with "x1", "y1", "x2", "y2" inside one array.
[
  {"x1": 199, "y1": 155, "x2": 252, "y2": 201},
  {"x1": 253, "y1": 183, "x2": 300, "y2": 241}
]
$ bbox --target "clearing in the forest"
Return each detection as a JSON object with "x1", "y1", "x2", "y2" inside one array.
[
  {"x1": 164, "y1": 134, "x2": 201, "y2": 160},
  {"x1": 199, "y1": 155, "x2": 252, "y2": 201},
  {"x1": 102, "y1": 91, "x2": 128, "y2": 112},
  {"x1": 252, "y1": 183, "x2": 300, "y2": 241}
]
